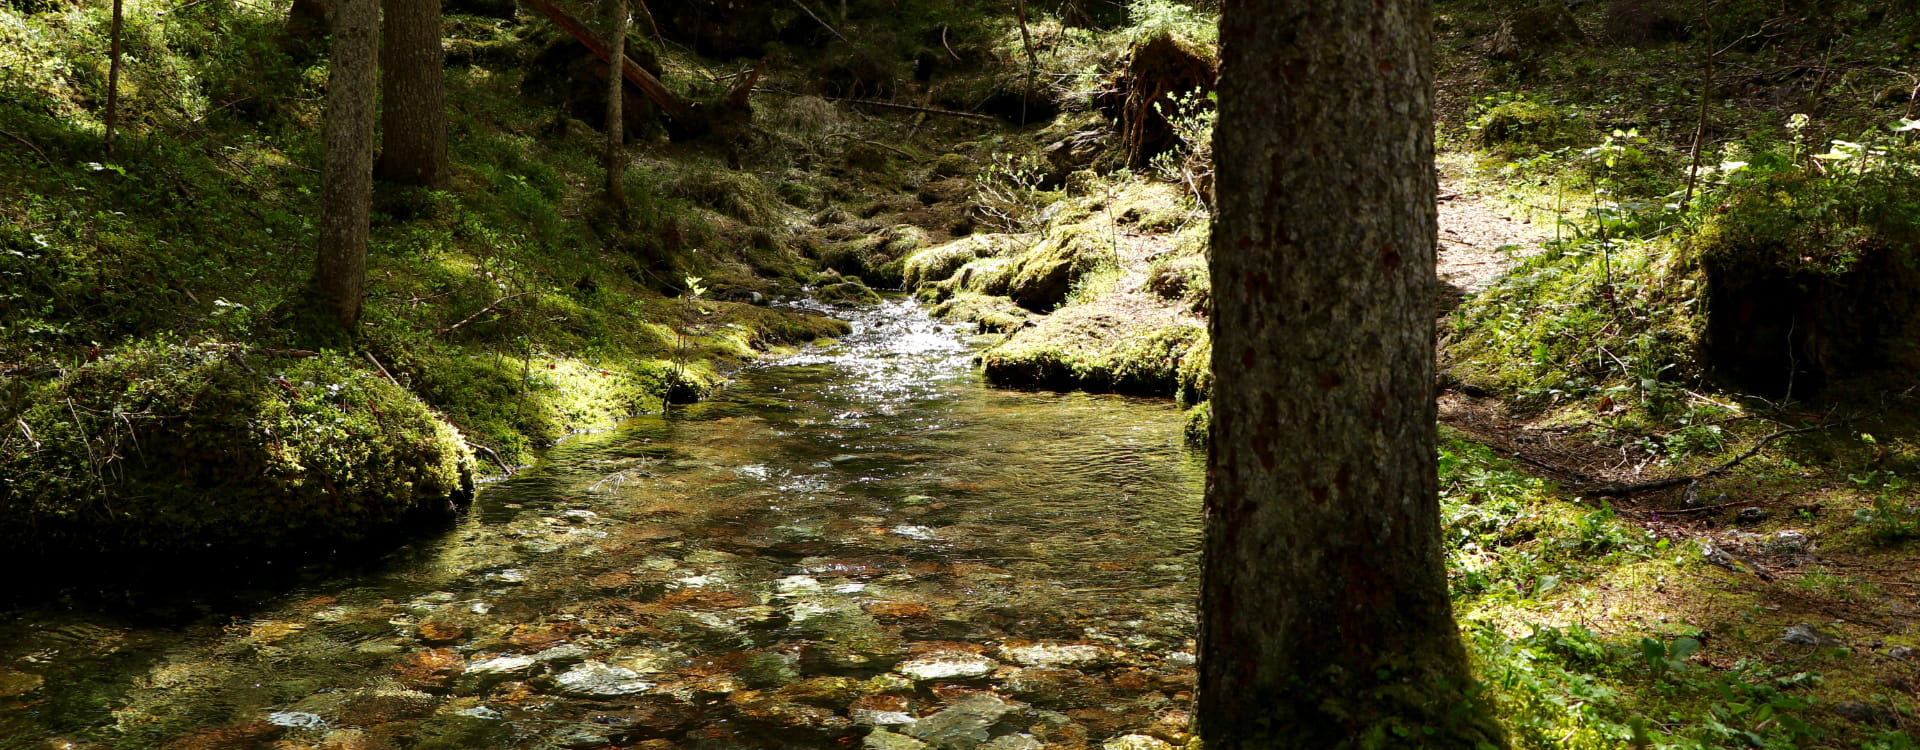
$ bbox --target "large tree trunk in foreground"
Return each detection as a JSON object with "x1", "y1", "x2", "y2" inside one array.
[
  {"x1": 310, "y1": 0, "x2": 379, "y2": 333},
  {"x1": 1199, "y1": 0, "x2": 1506, "y2": 747},
  {"x1": 603, "y1": 0, "x2": 628, "y2": 212},
  {"x1": 377, "y1": 0, "x2": 449, "y2": 187}
]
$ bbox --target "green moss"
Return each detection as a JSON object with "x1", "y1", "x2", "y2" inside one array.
[
  {"x1": 815, "y1": 279, "x2": 885, "y2": 306},
  {"x1": 1002, "y1": 223, "x2": 1115, "y2": 312},
  {"x1": 901, "y1": 234, "x2": 1022, "y2": 289},
  {"x1": 930, "y1": 291, "x2": 1029, "y2": 333},
  {"x1": 979, "y1": 306, "x2": 1206, "y2": 395},
  {"x1": 0, "y1": 342, "x2": 474, "y2": 555},
  {"x1": 1183, "y1": 400, "x2": 1210, "y2": 446},
  {"x1": 1471, "y1": 97, "x2": 1586, "y2": 150},
  {"x1": 1691, "y1": 169, "x2": 1920, "y2": 277}
]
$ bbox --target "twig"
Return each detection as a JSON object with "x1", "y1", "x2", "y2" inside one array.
[
  {"x1": 787, "y1": 0, "x2": 852, "y2": 46},
  {"x1": 363, "y1": 351, "x2": 402, "y2": 387},
  {"x1": 824, "y1": 132, "x2": 922, "y2": 161},
  {"x1": 467, "y1": 440, "x2": 514, "y2": 476},
  {"x1": 0, "y1": 130, "x2": 54, "y2": 167},
  {"x1": 436, "y1": 292, "x2": 534, "y2": 337},
  {"x1": 1585, "y1": 421, "x2": 1843, "y2": 497},
  {"x1": 812, "y1": 95, "x2": 997, "y2": 121}
]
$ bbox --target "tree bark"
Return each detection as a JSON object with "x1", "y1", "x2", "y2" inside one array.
[
  {"x1": 376, "y1": 0, "x2": 449, "y2": 187},
  {"x1": 104, "y1": 0, "x2": 124, "y2": 156},
  {"x1": 604, "y1": 0, "x2": 629, "y2": 213},
  {"x1": 310, "y1": 0, "x2": 380, "y2": 334},
  {"x1": 1199, "y1": 0, "x2": 1506, "y2": 747}
]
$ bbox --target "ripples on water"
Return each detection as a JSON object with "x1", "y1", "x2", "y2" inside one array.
[{"x1": 0, "y1": 299, "x2": 1205, "y2": 750}]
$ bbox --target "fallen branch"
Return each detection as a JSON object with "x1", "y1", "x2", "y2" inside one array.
[
  {"x1": 816, "y1": 95, "x2": 997, "y2": 121},
  {"x1": 0, "y1": 129, "x2": 54, "y2": 167},
  {"x1": 787, "y1": 0, "x2": 852, "y2": 46},
  {"x1": 1585, "y1": 421, "x2": 1842, "y2": 498},
  {"x1": 824, "y1": 132, "x2": 922, "y2": 161},
  {"x1": 524, "y1": 0, "x2": 691, "y2": 120},
  {"x1": 437, "y1": 292, "x2": 534, "y2": 338},
  {"x1": 467, "y1": 439, "x2": 515, "y2": 476},
  {"x1": 363, "y1": 350, "x2": 402, "y2": 387}
]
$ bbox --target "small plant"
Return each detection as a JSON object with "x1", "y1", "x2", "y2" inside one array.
[
  {"x1": 973, "y1": 153, "x2": 1056, "y2": 233},
  {"x1": 1148, "y1": 89, "x2": 1216, "y2": 207},
  {"x1": 1850, "y1": 470, "x2": 1920, "y2": 544}
]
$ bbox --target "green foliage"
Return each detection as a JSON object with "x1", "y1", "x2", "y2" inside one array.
[
  {"x1": 973, "y1": 151, "x2": 1059, "y2": 232},
  {"x1": 1848, "y1": 469, "x2": 1920, "y2": 544},
  {"x1": 1440, "y1": 435, "x2": 1660, "y2": 601},
  {"x1": 1690, "y1": 124, "x2": 1920, "y2": 277},
  {"x1": 1124, "y1": 0, "x2": 1218, "y2": 46}
]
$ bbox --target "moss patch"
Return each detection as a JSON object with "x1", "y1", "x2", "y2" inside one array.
[
  {"x1": 979, "y1": 304, "x2": 1206, "y2": 396},
  {"x1": 0, "y1": 342, "x2": 474, "y2": 556}
]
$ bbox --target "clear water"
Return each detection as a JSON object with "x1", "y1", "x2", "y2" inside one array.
[{"x1": 0, "y1": 300, "x2": 1203, "y2": 749}]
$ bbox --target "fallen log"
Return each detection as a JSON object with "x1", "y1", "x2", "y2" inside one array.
[{"x1": 524, "y1": 0, "x2": 691, "y2": 121}]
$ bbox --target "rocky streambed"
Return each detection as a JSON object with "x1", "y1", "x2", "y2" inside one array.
[{"x1": 0, "y1": 299, "x2": 1204, "y2": 750}]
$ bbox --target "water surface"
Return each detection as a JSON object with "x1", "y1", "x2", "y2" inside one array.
[{"x1": 0, "y1": 300, "x2": 1204, "y2": 749}]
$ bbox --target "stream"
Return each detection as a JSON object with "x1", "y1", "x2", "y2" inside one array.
[{"x1": 0, "y1": 299, "x2": 1204, "y2": 750}]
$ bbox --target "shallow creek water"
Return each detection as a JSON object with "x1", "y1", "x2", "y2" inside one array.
[{"x1": 0, "y1": 300, "x2": 1204, "y2": 750}]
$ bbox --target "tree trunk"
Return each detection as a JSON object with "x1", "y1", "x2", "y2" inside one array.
[
  {"x1": 310, "y1": 0, "x2": 380, "y2": 334},
  {"x1": 104, "y1": 0, "x2": 124, "y2": 156},
  {"x1": 376, "y1": 0, "x2": 448, "y2": 187},
  {"x1": 1199, "y1": 0, "x2": 1506, "y2": 747},
  {"x1": 604, "y1": 0, "x2": 628, "y2": 212}
]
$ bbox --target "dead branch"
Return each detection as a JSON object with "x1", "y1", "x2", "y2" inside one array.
[
  {"x1": 787, "y1": 0, "x2": 853, "y2": 46},
  {"x1": 468, "y1": 439, "x2": 515, "y2": 476},
  {"x1": 436, "y1": 292, "x2": 535, "y2": 338},
  {"x1": 813, "y1": 95, "x2": 998, "y2": 121},
  {"x1": 363, "y1": 351, "x2": 402, "y2": 387},
  {"x1": 1585, "y1": 421, "x2": 1843, "y2": 498},
  {"x1": 0, "y1": 130, "x2": 54, "y2": 167},
  {"x1": 727, "y1": 59, "x2": 765, "y2": 109},
  {"x1": 524, "y1": 0, "x2": 691, "y2": 120}
]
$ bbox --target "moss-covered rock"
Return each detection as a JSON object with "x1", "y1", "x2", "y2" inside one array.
[
  {"x1": 931, "y1": 291, "x2": 1030, "y2": 333},
  {"x1": 1183, "y1": 401, "x2": 1211, "y2": 446},
  {"x1": 1471, "y1": 98, "x2": 1584, "y2": 149},
  {"x1": 0, "y1": 342, "x2": 476, "y2": 556},
  {"x1": 818, "y1": 225, "x2": 930, "y2": 289},
  {"x1": 979, "y1": 305, "x2": 1207, "y2": 395},
  {"x1": 1002, "y1": 225, "x2": 1115, "y2": 312},
  {"x1": 815, "y1": 279, "x2": 885, "y2": 306},
  {"x1": 901, "y1": 233, "x2": 1025, "y2": 289}
]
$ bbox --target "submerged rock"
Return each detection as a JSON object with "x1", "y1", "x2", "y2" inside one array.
[
  {"x1": 866, "y1": 729, "x2": 931, "y2": 750},
  {"x1": 1103, "y1": 735, "x2": 1175, "y2": 750},
  {"x1": 266, "y1": 711, "x2": 328, "y2": 730},
  {"x1": 1000, "y1": 643, "x2": 1108, "y2": 669},
  {"x1": 904, "y1": 694, "x2": 1017, "y2": 749},
  {"x1": 0, "y1": 669, "x2": 45, "y2": 698},
  {"x1": 984, "y1": 734, "x2": 1044, "y2": 750},
  {"x1": 897, "y1": 652, "x2": 999, "y2": 682},
  {"x1": 551, "y1": 662, "x2": 655, "y2": 699},
  {"x1": 1002, "y1": 667, "x2": 1098, "y2": 708}
]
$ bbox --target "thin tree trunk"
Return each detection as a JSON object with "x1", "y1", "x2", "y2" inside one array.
[
  {"x1": 104, "y1": 0, "x2": 124, "y2": 156},
  {"x1": 377, "y1": 0, "x2": 449, "y2": 187},
  {"x1": 311, "y1": 0, "x2": 380, "y2": 334},
  {"x1": 604, "y1": 0, "x2": 628, "y2": 213},
  {"x1": 1681, "y1": 0, "x2": 1715, "y2": 210},
  {"x1": 1200, "y1": 0, "x2": 1506, "y2": 746}
]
